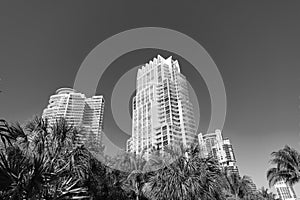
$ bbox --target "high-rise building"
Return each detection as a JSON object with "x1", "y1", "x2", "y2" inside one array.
[
  {"x1": 198, "y1": 129, "x2": 239, "y2": 174},
  {"x1": 126, "y1": 55, "x2": 197, "y2": 154},
  {"x1": 82, "y1": 96, "x2": 105, "y2": 145},
  {"x1": 42, "y1": 88, "x2": 86, "y2": 127},
  {"x1": 274, "y1": 180, "x2": 297, "y2": 200},
  {"x1": 42, "y1": 88, "x2": 104, "y2": 145},
  {"x1": 248, "y1": 178, "x2": 257, "y2": 193}
]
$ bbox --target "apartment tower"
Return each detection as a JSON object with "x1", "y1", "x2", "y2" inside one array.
[
  {"x1": 126, "y1": 55, "x2": 197, "y2": 154},
  {"x1": 42, "y1": 88, "x2": 104, "y2": 145},
  {"x1": 198, "y1": 129, "x2": 239, "y2": 174},
  {"x1": 274, "y1": 180, "x2": 297, "y2": 200}
]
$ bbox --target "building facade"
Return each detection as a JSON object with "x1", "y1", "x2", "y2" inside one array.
[
  {"x1": 126, "y1": 55, "x2": 197, "y2": 154},
  {"x1": 248, "y1": 178, "x2": 257, "y2": 193},
  {"x1": 198, "y1": 129, "x2": 239, "y2": 174},
  {"x1": 274, "y1": 180, "x2": 297, "y2": 200},
  {"x1": 42, "y1": 88, "x2": 104, "y2": 145}
]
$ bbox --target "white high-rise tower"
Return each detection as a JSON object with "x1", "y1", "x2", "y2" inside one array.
[
  {"x1": 274, "y1": 180, "x2": 297, "y2": 200},
  {"x1": 126, "y1": 55, "x2": 197, "y2": 154},
  {"x1": 42, "y1": 88, "x2": 104, "y2": 145}
]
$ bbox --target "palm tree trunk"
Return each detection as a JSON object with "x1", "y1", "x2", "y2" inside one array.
[
  {"x1": 136, "y1": 182, "x2": 139, "y2": 200},
  {"x1": 180, "y1": 184, "x2": 184, "y2": 200},
  {"x1": 235, "y1": 193, "x2": 239, "y2": 200}
]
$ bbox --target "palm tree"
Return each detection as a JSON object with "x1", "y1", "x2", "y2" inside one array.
[
  {"x1": 0, "y1": 145, "x2": 32, "y2": 199},
  {"x1": 223, "y1": 171, "x2": 252, "y2": 200},
  {"x1": 113, "y1": 151, "x2": 149, "y2": 200},
  {"x1": 267, "y1": 145, "x2": 300, "y2": 187},
  {"x1": 145, "y1": 145, "x2": 225, "y2": 200},
  {"x1": 258, "y1": 187, "x2": 277, "y2": 200},
  {"x1": 0, "y1": 119, "x2": 20, "y2": 149},
  {"x1": 0, "y1": 117, "x2": 89, "y2": 199}
]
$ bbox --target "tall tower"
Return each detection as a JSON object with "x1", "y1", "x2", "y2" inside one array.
[
  {"x1": 198, "y1": 129, "x2": 239, "y2": 174},
  {"x1": 274, "y1": 180, "x2": 297, "y2": 200},
  {"x1": 42, "y1": 88, "x2": 86, "y2": 127},
  {"x1": 127, "y1": 55, "x2": 197, "y2": 154},
  {"x1": 42, "y1": 88, "x2": 104, "y2": 146},
  {"x1": 82, "y1": 96, "x2": 105, "y2": 145}
]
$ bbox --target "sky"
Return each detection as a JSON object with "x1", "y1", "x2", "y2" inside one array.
[{"x1": 1, "y1": 0, "x2": 300, "y2": 194}]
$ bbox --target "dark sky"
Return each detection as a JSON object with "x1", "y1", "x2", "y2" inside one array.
[{"x1": 1, "y1": 0, "x2": 300, "y2": 194}]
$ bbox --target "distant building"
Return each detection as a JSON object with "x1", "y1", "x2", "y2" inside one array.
[
  {"x1": 248, "y1": 178, "x2": 257, "y2": 193},
  {"x1": 274, "y1": 180, "x2": 297, "y2": 200},
  {"x1": 198, "y1": 129, "x2": 239, "y2": 174},
  {"x1": 82, "y1": 96, "x2": 105, "y2": 145},
  {"x1": 42, "y1": 88, "x2": 104, "y2": 146},
  {"x1": 126, "y1": 55, "x2": 197, "y2": 155},
  {"x1": 43, "y1": 88, "x2": 86, "y2": 127}
]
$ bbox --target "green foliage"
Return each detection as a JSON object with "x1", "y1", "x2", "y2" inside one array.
[
  {"x1": 223, "y1": 170, "x2": 252, "y2": 199},
  {"x1": 144, "y1": 145, "x2": 225, "y2": 200},
  {"x1": 267, "y1": 145, "x2": 300, "y2": 187},
  {"x1": 0, "y1": 117, "x2": 279, "y2": 200},
  {"x1": 0, "y1": 117, "x2": 89, "y2": 199}
]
